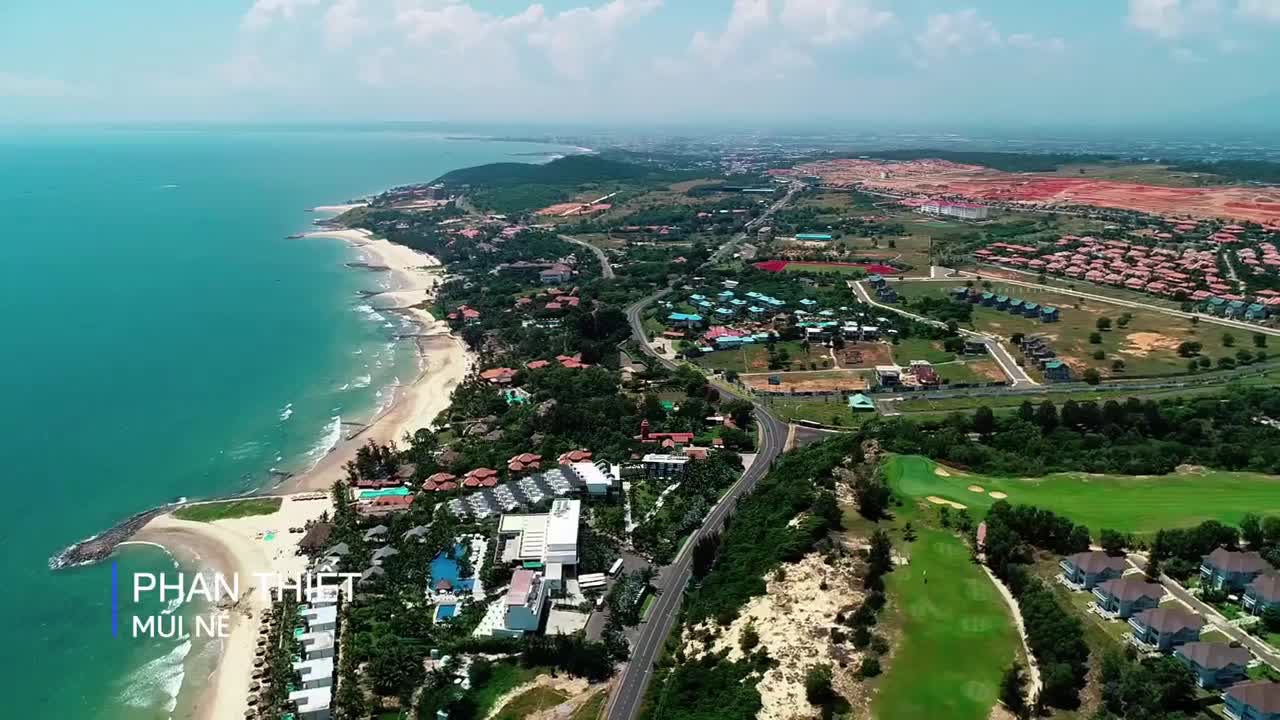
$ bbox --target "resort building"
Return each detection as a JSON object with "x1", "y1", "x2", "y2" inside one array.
[
  {"x1": 299, "y1": 630, "x2": 336, "y2": 660},
  {"x1": 1129, "y1": 607, "x2": 1204, "y2": 652},
  {"x1": 1245, "y1": 575, "x2": 1280, "y2": 616},
  {"x1": 848, "y1": 393, "x2": 876, "y2": 413},
  {"x1": 1174, "y1": 642, "x2": 1251, "y2": 689},
  {"x1": 1224, "y1": 681, "x2": 1280, "y2": 720},
  {"x1": 920, "y1": 199, "x2": 989, "y2": 220},
  {"x1": 288, "y1": 686, "x2": 333, "y2": 720},
  {"x1": 564, "y1": 461, "x2": 617, "y2": 496},
  {"x1": 1092, "y1": 578, "x2": 1163, "y2": 619},
  {"x1": 498, "y1": 498, "x2": 581, "y2": 584},
  {"x1": 294, "y1": 657, "x2": 336, "y2": 690},
  {"x1": 1060, "y1": 551, "x2": 1128, "y2": 590},
  {"x1": 1202, "y1": 548, "x2": 1273, "y2": 592},
  {"x1": 642, "y1": 453, "x2": 690, "y2": 479},
  {"x1": 301, "y1": 605, "x2": 338, "y2": 633}
]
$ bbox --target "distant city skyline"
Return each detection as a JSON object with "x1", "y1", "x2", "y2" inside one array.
[{"x1": 2, "y1": 0, "x2": 1279, "y2": 127}]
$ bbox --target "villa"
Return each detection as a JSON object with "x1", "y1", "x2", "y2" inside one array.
[
  {"x1": 1060, "y1": 551, "x2": 1128, "y2": 590},
  {"x1": 1244, "y1": 575, "x2": 1280, "y2": 616},
  {"x1": 1202, "y1": 548, "x2": 1273, "y2": 592},
  {"x1": 1225, "y1": 682, "x2": 1280, "y2": 720},
  {"x1": 848, "y1": 393, "x2": 876, "y2": 412},
  {"x1": 1175, "y1": 642, "x2": 1251, "y2": 689},
  {"x1": 643, "y1": 453, "x2": 690, "y2": 478},
  {"x1": 1092, "y1": 577, "x2": 1163, "y2": 618},
  {"x1": 1129, "y1": 607, "x2": 1204, "y2": 652}
]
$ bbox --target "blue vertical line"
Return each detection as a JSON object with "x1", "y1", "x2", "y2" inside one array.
[{"x1": 111, "y1": 562, "x2": 119, "y2": 637}]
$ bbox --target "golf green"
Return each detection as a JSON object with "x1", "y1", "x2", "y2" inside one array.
[
  {"x1": 886, "y1": 455, "x2": 1280, "y2": 535},
  {"x1": 872, "y1": 527, "x2": 1020, "y2": 720}
]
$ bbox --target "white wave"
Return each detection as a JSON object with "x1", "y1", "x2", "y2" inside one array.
[
  {"x1": 118, "y1": 638, "x2": 191, "y2": 714},
  {"x1": 352, "y1": 374, "x2": 372, "y2": 388},
  {"x1": 339, "y1": 383, "x2": 350, "y2": 391},
  {"x1": 353, "y1": 348, "x2": 364, "y2": 355},
  {"x1": 226, "y1": 440, "x2": 263, "y2": 461},
  {"x1": 279, "y1": 403, "x2": 294, "y2": 422},
  {"x1": 160, "y1": 184, "x2": 180, "y2": 190},
  {"x1": 302, "y1": 415, "x2": 343, "y2": 470}
]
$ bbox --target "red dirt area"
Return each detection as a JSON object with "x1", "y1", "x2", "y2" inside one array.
[
  {"x1": 536, "y1": 202, "x2": 612, "y2": 217},
  {"x1": 754, "y1": 260, "x2": 901, "y2": 274},
  {"x1": 868, "y1": 174, "x2": 1280, "y2": 225}
]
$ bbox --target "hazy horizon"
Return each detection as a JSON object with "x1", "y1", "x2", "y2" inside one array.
[{"x1": 4, "y1": 1, "x2": 1279, "y2": 128}]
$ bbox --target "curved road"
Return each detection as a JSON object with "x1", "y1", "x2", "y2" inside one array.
[
  {"x1": 607, "y1": 188, "x2": 798, "y2": 720},
  {"x1": 559, "y1": 233, "x2": 615, "y2": 279}
]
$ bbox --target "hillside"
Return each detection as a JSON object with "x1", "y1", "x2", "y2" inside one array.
[{"x1": 435, "y1": 154, "x2": 650, "y2": 187}]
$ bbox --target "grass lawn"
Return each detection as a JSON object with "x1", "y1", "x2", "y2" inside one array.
[
  {"x1": 762, "y1": 398, "x2": 873, "y2": 426},
  {"x1": 780, "y1": 262, "x2": 870, "y2": 276},
  {"x1": 892, "y1": 336, "x2": 956, "y2": 365},
  {"x1": 695, "y1": 341, "x2": 832, "y2": 374},
  {"x1": 570, "y1": 690, "x2": 608, "y2": 720},
  {"x1": 932, "y1": 360, "x2": 1005, "y2": 384},
  {"x1": 471, "y1": 664, "x2": 545, "y2": 719},
  {"x1": 872, "y1": 526, "x2": 1021, "y2": 720},
  {"x1": 896, "y1": 280, "x2": 1207, "y2": 378},
  {"x1": 885, "y1": 455, "x2": 1280, "y2": 536},
  {"x1": 640, "y1": 591, "x2": 657, "y2": 620},
  {"x1": 172, "y1": 497, "x2": 281, "y2": 522},
  {"x1": 493, "y1": 686, "x2": 570, "y2": 720}
]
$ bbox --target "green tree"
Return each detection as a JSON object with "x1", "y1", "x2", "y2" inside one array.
[
  {"x1": 805, "y1": 664, "x2": 836, "y2": 704},
  {"x1": 999, "y1": 663, "x2": 1029, "y2": 719},
  {"x1": 1083, "y1": 368, "x2": 1101, "y2": 385},
  {"x1": 1112, "y1": 358, "x2": 1126, "y2": 372},
  {"x1": 973, "y1": 405, "x2": 996, "y2": 436},
  {"x1": 1241, "y1": 513, "x2": 1265, "y2": 549},
  {"x1": 1089, "y1": 332, "x2": 1103, "y2": 344},
  {"x1": 1096, "y1": 317, "x2": 1112, "y2": 331},
  {"x1": 740, "y1": 623, "x2": 760, "y2": 652},
  {"x1": 1255, "y1": 333, "x2": 1268, "y2": 348},
  {"x1": 1100, "y1": 529, "x2": 1128, "y2": 556},
  {"x1": 1224, "y1": 333, "x2": 1236, "y2": 347},
  {"x1": 1092, "y1": 349, "x2": 1105, "y2": 360}
]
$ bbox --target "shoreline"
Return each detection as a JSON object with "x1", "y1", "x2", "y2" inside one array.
[
  {"x1": 275, "y1": 226, "x2": 474, "y2": 494},
  {"x1": 135, "y1": 493, "x2": 334, "y2": 720},
  {"x1": 156, "y1": 223, "x2": 471, "y2": 720}
]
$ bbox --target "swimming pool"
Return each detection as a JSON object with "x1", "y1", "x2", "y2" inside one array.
[
  {"x1": 429, "y1": 542, "x2": 475, "y2": 592},
  {"x1": 358, "y1": 487, "x2": 410, "y2": 499},
  {"x1": 434, "y1": 604, "x2": 458, "y2": 622}
]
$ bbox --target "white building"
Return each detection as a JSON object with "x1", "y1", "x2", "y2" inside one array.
[
  {"x1": 642, "y1": 453, "x2": 690, "y2": 479},
  {"x1": 301, "y1": 605, "x2": 338, "y2": 633},
  {"x1": 498, "y1": 498, "x2": 580, "y2": 588},
  {"x1": 920, "y1": 199, "x2": 989, "y2": 220},
  {"x1": 293, "y1": 657, "x2": 335, "y2": 689},
  {"x1": 299, "y1": 630, "x2": 335, "y2": 660},
  {"x1": 502, "y1": 569, "x2": 548, "y2": 635},
  {"x1": 565, "y1": 461, "x2": 617, "y2": 495},
  {"x1": 288, "y1": 686, "x2": 332, "y2": 720}
]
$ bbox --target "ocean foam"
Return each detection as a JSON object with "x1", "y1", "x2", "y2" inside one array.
[
  {"x1": 278, "y1": 403, "x2": 293, "y2": 422},
  {"x1": 302, "y1": 415, "x2": 343, "y2": 470},
  {"x1": 352, "y1": 374, "x2": 372, "y2": 389},
  {"x1": 119, "y1": 638, "x2": 191, "y2": 714}
]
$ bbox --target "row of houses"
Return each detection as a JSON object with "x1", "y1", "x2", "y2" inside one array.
[
  {"x1": 1015, "y1": 335, "x2": 1072, "y2": 381},
  {"x1": 949, "y1": 287, "x2": 1061, "y2": 322},
  {"x1": 1059, "y1": 548, "x2": 1280, "y2": 713}
]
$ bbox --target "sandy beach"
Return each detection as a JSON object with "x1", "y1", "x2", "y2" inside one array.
[
  {"x1": 136, "y1": 494, "x2": 333, "y2": 720},
  {"x1": 285, "y1": 227, "x2": 474, "y2": 493}
]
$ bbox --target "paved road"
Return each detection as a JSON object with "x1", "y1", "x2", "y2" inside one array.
[
  {"x1": 560, "y1": 234, "x2": 615, "y2": 279},
  {"x1": 848, "y1": 279, "x2": 1038, "y2": 387},
  {"x1": 1158, "y1": 571, "x2": 1280, "y2": 671},
  {"x1": 607, "y1": 185, "x2": 799, "y2": 720}
]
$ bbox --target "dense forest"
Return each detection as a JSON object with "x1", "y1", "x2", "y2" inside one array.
[
  {"x1": 865, "y1": 386, "x2": 1280, "y2": 476},
  {"x1": 857, "y1": 149, "x2": 1118, "y2": 173},
  {"x1": 434, "y1": 154, "x2": 653, "y2": 187},
  {"x1": 1167, "y1": 158, "x2": 1280, "y2": 185}
]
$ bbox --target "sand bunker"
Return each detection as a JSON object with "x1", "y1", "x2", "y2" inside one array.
[
  {"x1": 927, "y1": 496, "x2": 967, "y2": 509},
  {"x1": 1122, "y1": 332, "x2": 1181, "y2": 356},
  {"x1": 967, "y1": 485, "x2": 985, "y2": 493},
  {"x1": 935, "y1": 468, "x2": 952, "y2": 477},
  {"x1": 989, "y1": 492, "x2": 1008, "y2": 499}
]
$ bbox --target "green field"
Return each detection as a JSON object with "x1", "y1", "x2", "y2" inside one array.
[
  {"x1": 872, "y1": 527, "x2": 1020, "y2": 720},
  {"x1": 172, "y1": 497, "x2": 281, "y2": 522},
  {"x1": 760, "y1": 398, "x2": 871, "y2": 426},
  {"x1": 694, "y1": 341, "x2": 830, "y2": 374},
  {"x1": 897, "y1": 281, "x2": 1210, "y2": 378},
  {"x1": 891, "y1": 337, "x2": 956, "y2": 365},
  {"x1": 886, "y1": 455, "x2": 1280, "y2": 535},
  {"x1": 780, "y1": 262, "x2": 869, "y2": 276}
]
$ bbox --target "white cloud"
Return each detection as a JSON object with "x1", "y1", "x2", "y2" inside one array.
[
  {"x1": 526, "y1": 0, "x2": 663, "y2": 79},
  {"x1": 777, "y1": 0, "x2": 893, "y2": 46},
  {"x1": 242, "y1": 0, "x2": 323, "y2": 31},
  {"x1": 1128, "y1": 0, "x2": 1221, "y2": 38},
  {"x1": 690, "y1": 0, "x2": 772, "y2": 66},
  {"x1": 0, "y1": 70, "x2": 79, "y2": 98},
  {"x1": 1238, "y1": 0, "x2": 1280, "y2": 21},
  {"x1": 1007, "y1": 33, "x2": 1067, "y2": 52},
  {"x1": 322, "y1": 0, "x2": 370, "y2": 49},
  {"x1": 913, "y1": 9, "x2": 1001, "y2": 65}
]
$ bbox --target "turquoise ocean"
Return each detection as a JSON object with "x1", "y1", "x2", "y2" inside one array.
[{"x1": 0, "y1": 127, "x2": 572, "y2": 719}]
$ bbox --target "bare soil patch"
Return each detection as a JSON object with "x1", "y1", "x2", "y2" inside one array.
[{"x1": 1121, "y1": 331, "x2": 1181, "y2": 356}]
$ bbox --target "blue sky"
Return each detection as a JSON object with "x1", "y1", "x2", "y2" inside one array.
[{"x1": 2, "y1": 0, "x2": 1278, "y2": 128}]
